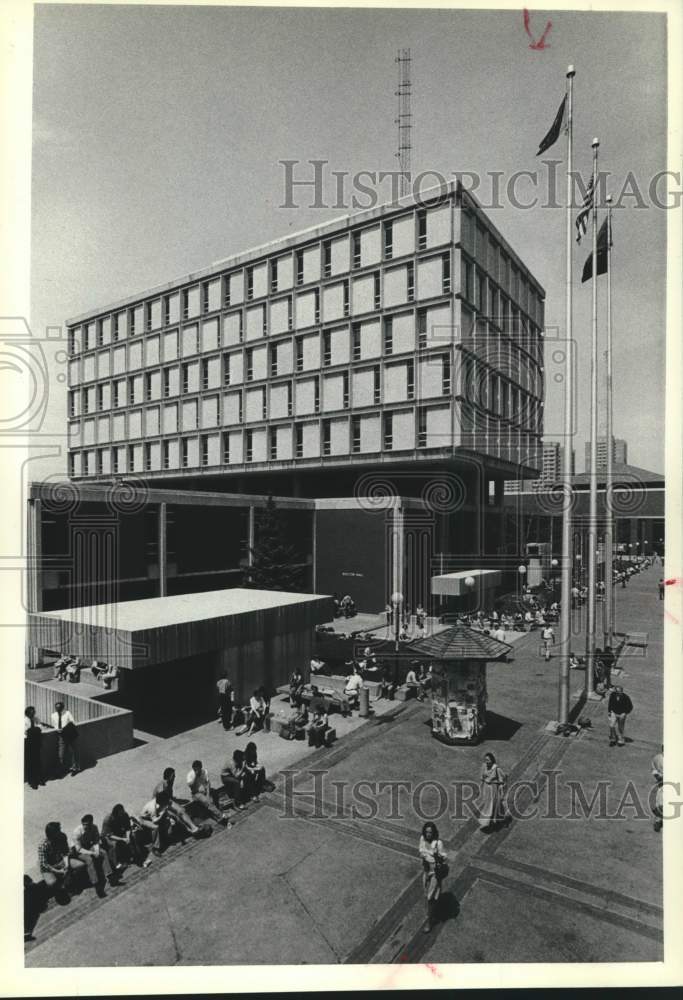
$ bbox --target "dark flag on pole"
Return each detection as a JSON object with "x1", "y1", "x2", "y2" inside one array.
[
  {"x1": 581, "y1": 217, "x2": 610, "y2": 282},
  {"x1": 536, "y1": 96, "x2": 567, "y2": 156}
]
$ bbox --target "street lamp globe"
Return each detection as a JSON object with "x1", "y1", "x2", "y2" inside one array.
[
  {"x1": 391, "y1": 591, "x2": 403, "y2": 606},
  {"x1": 464, "y1": 576, "x2": 475, "y2": 588},
  {"x1": 518, "y1": 565, "x2": 527, "y2": 576},
  {"x1": 551, "y1": 558, "x2": 559, "y2": 567}
]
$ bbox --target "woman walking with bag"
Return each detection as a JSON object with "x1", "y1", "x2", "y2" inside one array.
[
  {"x1": 418, "y1": 822, "x2": 448, "y2": 933},
  {"x1": 478, "y1": 752, "x2": 510, "y2": 831}
]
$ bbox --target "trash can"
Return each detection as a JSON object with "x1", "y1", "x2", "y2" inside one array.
[{"x1": 359, "y1": 686, "x2": 370, "y2": 718}]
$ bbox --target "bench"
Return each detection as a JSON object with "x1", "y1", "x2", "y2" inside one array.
[
  {"x1": 395, "y1": 684, "x2": 418, "y2": 702},
  {"x1": 625, "y1": 631, "x2": 648, "y2": 649}
]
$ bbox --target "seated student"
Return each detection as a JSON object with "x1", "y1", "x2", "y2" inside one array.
[
  {"x1": 246, "y1": 689, "x2": 267, "y2": 735},
  {"x1": 405, "y1": 663, "x2": 421, "y2": 692},
  {"x1": 415, "y1": 604, "x2": 426, "y2": 628},
  {"x1": 378, "y1": 667, "x2": 397, "y2": 701},
  {"x1": 308, "y1": 706, "x2": 330, "y2": 748},
  {"x1": 65, "y1": 658, "x2": 81, "y2": 683},
  {"x1": 244, "y1": 742, "x2": 267, "y2": 801},
  {"x1": 71, "y1": 814, "x2": 118, "y2": 893},
  {"x1": 569, "y1": 652, "x2": 582, "y2": 669},
  {"x1": 417, "y1": 663, "x2": 432, "y2": 700},
  {"x1": 220, "y1": 750, "x2": 247, "y2": 810},
  {"x1": 310, "y1": 655, "x2": 325, "y2": 676},
  {"x1": 38, "y1": 821, "x2": 95, "y2": 899},
  {"x1": 292, "y1": 704, "x2": 309, "y2": 739},
  {"x1": 152, "y1": 768, "x2": 201, "y2": 837},
  {"x1": 257, "y1": 685, "x2": 272, "y2": 716},
  {"x1": 53, "y1": 656, "x2": 69, "y2": 681},
  {"x1": 93, "y1": 663, "x2": 119, "y2": 690},
  {"x1": 138, "y1": 791, "x2": 175, "y2": 854},
  {"x1": 289, "y1": 668, "x2": 305, "y2": 706},
  {"x1": 343, "y1": 665, "x2": 363, "y2": 709},
  {"x1": 399, "y1": 626, "x2": 410, "y2": 642},
  {"x1": 102, "y1": 803, "x2": 151, "y2": 869},
  {"x1": 186, "y1": 759, "x2": 231, "y2": 826}
]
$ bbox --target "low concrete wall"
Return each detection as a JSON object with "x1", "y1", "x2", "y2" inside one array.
[{"x1": 25, "y1": 680, "x2": 135, "y2": 778}]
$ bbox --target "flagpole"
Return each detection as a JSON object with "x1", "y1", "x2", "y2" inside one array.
[
  {"x1": 585, "y1": 137, "x2": 600, "y2": 699},
  {"x1": 558, "y1": 65, "x2": 575, "y2": 725},
  {"x1": 604, "y1": 194, "x2": 614, "y2": 651}
]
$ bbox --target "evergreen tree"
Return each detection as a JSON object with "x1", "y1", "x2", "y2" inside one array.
[{"x1": 246, "y1": 495, "x2": 302, "y2": 592}]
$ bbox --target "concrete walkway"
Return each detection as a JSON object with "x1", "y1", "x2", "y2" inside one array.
[{"x1": 25, "y1": 565, "x2": 664, "y2": 967}]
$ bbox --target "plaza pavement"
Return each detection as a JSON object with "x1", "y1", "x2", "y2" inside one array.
[{"x1": 24, "y1": 564, "x2": 664, "y2": 967}]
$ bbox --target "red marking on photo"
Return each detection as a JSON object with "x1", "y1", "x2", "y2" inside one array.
[
  {"x1": 665, "y1": 578, "x2": 680, "y2": 586},
  {"x1": 523, "y1": 9, "x2": 552, "y2": 49}
]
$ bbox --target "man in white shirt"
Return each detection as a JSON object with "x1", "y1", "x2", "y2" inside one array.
[
  {"x1": 542, "y1": 625, "x2": 555, "y2": 661},
  {"x1": 493, "y1": 626, "x2": 506, "y2": 644},
  {"x1": 310, "y1": 656, "x2": 325, "y2": 675},
  {"x1": 138, "y1": 791, "x2": 174, "y2": 854},
  {"x1": 186, "y1": 759, "x2": 231, "y2": 826},
  {"x1": 72, "y1": 814, "x2": 115, "y2": 894},
  {"x1": 51, "y1": 701, "x2": 80, "y2": 775},
  {"x1": 343, "y1": 667, "x2": 363, "y2": 708}
]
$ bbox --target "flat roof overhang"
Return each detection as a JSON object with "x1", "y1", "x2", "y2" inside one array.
[
  {"x1": 431, "y1": 569, "x2": 503, "y2": 597},
  {"x1": 27, "y1": 588, "x2": 333, "y2": 669}
]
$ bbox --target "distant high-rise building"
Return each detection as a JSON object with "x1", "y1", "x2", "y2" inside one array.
[
  {"x1": 584, "y1": 437, "x2": 627, "y2": 472},
  {"x1": 504, "y1": 441, "x2": 574, "y2": 494}
]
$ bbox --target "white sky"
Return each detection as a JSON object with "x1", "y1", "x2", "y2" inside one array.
[{"x1": 30, "y1": 4, "x2": 668, "y2": 476}]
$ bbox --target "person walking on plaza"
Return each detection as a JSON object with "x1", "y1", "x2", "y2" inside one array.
[
  {"x1": 24, "y1": 706, "x2": 44, "y2": 790},
  {"x1": 186, "y1": 759, "x2": 232, "y2": 826},
  {"x1": 658, "y1": 578, "x2": 665, "y2": 600},
  {"x1": 50, "y1": 701, "x2": 80, "y2": 776},
  {"x1": 608, "y1": 686, "x2": 633, "y2": 746},
  {"x1": 541, "y1": 624, "x2": 555, "y2": 662},
  {"x1": 216, "y1": 674, "x2": 234, "y2": 730},
  {"x1": 478, "y1": 752, "x2": 510, "y2": 831},
  {"x1": 418, "y1": 822, "x2": 448, "y2": 933}
]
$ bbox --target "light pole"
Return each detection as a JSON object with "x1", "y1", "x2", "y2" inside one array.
[
  {"x1": 518, "y1": 564, "x2": 527, "y2": 599},
  {"x1": 391, "y1": 591, "x2": 403, "y2": 652},
  {"x1": 551, "y1": 558, "x2": 559, "y2": 593},
  {"x1": 464, "y1": 575, "x2": 475, "y2": 615}
]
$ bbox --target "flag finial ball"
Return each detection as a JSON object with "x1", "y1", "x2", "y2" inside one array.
[
  {"x1": 592, "y1": 137, "x2": 600, "y2": 147},
  {"x1": 606, "y1": 194, "x2": 613, "y2": 203},
  {"x1": 567, "y1": 64, "x2": 575, "y2": 75}
]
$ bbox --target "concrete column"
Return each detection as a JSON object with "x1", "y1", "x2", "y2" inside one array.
[
  {"x1": 158, "y1": 502, "x2": 167, "y2": 597},
  {"x1": 26, "y1": 499, "x2": 42, "y2": 670},
  {"x1": 392, "y1": 504, "x2": 405, "y2": 599},
  {"x1": 311, "y1": 508, "x2": 317, "y2": 592},
  {"x1": 247, "y1": 505, "x2": 255, "y2": 566}
]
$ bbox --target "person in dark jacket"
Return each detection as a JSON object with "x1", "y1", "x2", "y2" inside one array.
[{"x1": 607, "y1": 686, "x2": 633, "y2": 746}]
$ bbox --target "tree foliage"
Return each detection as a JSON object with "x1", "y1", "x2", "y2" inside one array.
[{"x1": 246, "y1": 495, "x2": 302, "y2": 592}]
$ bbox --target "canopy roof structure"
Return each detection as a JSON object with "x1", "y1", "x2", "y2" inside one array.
[{"x1": 409, "y1": 624, "x2": 512, "y2": 662}]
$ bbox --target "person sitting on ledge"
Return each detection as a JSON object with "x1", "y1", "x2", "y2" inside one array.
[
  {"x1": 53, "y1": 656, "x2": 70, "y2": 681},
  {"x1": 138, "y1": 791, "x2": 175, "y2": 855},
  {"x1": 246, "y1": 689, "x2": 267, "y2": 736},
  {"x1": 308, "y1": 706, "x2": 329, "y2": 748},
  {"x1": 289, "y1": 668, "x2": 305, "y2": 707},
  {"x1": 220, "y1": 750, "x2": 247, "y2": 810},
  {"x1": 405, "y1": 663, "x2": 423, "y2": 699},
  {"x1": 186, "y1": 759, "x2": 232, "y2": 826},
  {"x1": 244, "y1": 742, "x2": 267, "y2": 801},
  {"x1": 310, "y1": 655, "x2": 325, "y2": 676},
  {"x1": 152, "y1": 768, "x2": 201, "y2": 837},
  {"x1": 290, "y1": 703, "x2": 309, "y2": 740},
  {"x1": 65, "y1": 658, "x2": 81, "y2": 683},
  {"x1": 343, "y1": 664, "x2": 363, "y2": 710}
]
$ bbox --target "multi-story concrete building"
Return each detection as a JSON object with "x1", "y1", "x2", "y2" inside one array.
[
  {"x1": 66, "y1": 181, "x2": 545, "y2": 500},
  {"x1": 584, "y1": 436, "x2": 628, "y2": 472},
  {"x1": 504, "y1": 441, "x2": 574, "y2": 494}
]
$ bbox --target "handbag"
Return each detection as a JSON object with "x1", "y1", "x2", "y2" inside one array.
[{"x1": 434, "y1": 854, "x2": 449, "y2": 880}]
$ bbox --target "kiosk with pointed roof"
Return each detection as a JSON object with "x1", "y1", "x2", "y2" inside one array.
[{"x1": 410, "y1": 624, "x2": 512, "y2": 745}]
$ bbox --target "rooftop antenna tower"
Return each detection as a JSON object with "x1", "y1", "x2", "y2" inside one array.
[{"x1": 395, "y1": 48, "x2": 412, "y2": 198}]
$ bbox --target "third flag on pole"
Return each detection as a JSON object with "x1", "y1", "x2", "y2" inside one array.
[
  {"x1": 575, "y1": 176, "x2": 595, "y2": 243},
  {"x1": 536, "y1": 95, "x2": 567, "y2": 156},
  {"x1": 581, "y1": 216, "x2": 610, "y2": 282}
]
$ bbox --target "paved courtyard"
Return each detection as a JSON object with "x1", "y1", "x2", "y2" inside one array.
[{"x1": 24, "y1": 565, "x2": 665, "y2": 967}]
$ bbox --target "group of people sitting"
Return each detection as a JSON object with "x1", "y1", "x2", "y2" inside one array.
[
  {"x1": 52, "y1": 656, "x2": 119, "y2": 689},
  {"x1": 52, "y1": 656, "x2": 82, "y2": 683},
  {"x1": 33, "y1": 748, "x2": 270, "y2": 913},
  {"x1": 216, "y1": 677, "x2": 272, "y2": 736},
  {"x1": 405, "y1": 662, "x2": 433, "y2": 701},
  {"x1": 332, "y1": 593, "x2": 357, "y2": 619}
]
